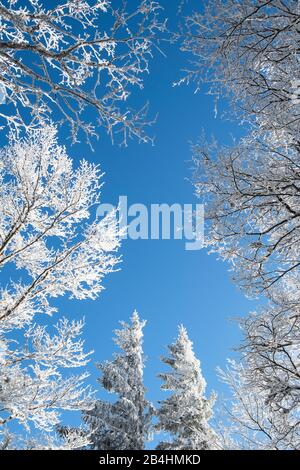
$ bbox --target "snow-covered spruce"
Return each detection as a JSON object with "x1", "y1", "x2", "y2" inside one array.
[
  {"x1": 155, "y1": 326, "x2": 217, "y2": 450},
  {"x1": 83, "y1": 311, "x2": 153, "y2": 450}
]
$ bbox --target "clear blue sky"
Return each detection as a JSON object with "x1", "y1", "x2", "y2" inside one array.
[
  {"x1": 57, "y1": 1, "x2": 258, "y2": 424},
  {"x1": 2, "y1": 0, "x2": 261, "y2": 437}
]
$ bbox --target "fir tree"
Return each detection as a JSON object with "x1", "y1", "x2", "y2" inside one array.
[
  {"x1": 84, "y1": 311, "x2": 153, "y2": 450},
  {"x1": 156, "y1": 326, "x2": 216, "y2": 450}
]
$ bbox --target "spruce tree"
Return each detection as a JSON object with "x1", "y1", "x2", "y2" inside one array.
[
  {"x1": 84, "y1": 311, "x2": 153, "y2": 450},
  {"x1": 156, "y1": 326, "x2": 216, "y2": 450}
]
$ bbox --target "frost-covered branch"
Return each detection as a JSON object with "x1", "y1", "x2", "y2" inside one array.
[
  {"x1": 0, "y1": 0, "x2": 167, "y2": 145},
  {"x1": 0, "y1": 317, "x2": 94, "y2": 436},
  {"x1": 0, "y1": 124, "x2": 120, "y2": 331},
  {"x1": 192, "y1": 134, "x2": 300, "y2": 295},
  {"x1": 181, "y1": 0, "x2": 300, "y2": 141},
  {"x1": 182, "y1": 1, "x2": 300, "y2": 295},
  {"x1": 0, "y1": 124, "x2": 120, "y2": 446}
]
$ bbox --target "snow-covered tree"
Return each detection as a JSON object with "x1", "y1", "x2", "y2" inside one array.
[
  {"x1": 0, "y1": 316, "x2": 94, "y2": 448},
  {"x1": 180, "y1": 0, "x2": 300, "y2": 450},
  {"x1": 156, "y1": 326, "x2": 217, "y2": 450},
  {"x1": 1, "y1": 424, "x2": 91, "y2": 450},
  {"x1": 191, "y1": 133, "x2": 300, "y2": 296},
  {"x1": 219, "y1": 281, "x2": 300, "y2": 449},
  {"x1": 0, "y1": 124, "x2": 120, "y2": 447},
  {"x1": 240, "y1": 283, "x2": 300, "y2": 421},
  {"x1": 0, "y1": 0, "x2": 167, "y2": 144},
  {"x1": 83, "y1": 311, "x2": 153, "y2": 450},
  {"x1": 181, "y1": 0, "x2": 300, "y2": 296},
  {"x1": 0, "y1": 124, "x2": 120, "y2": 332},
  {"x1": 181, "y1": 0, "x2": 300, "y2": 142},
  {"x1": 219, "y1": 354, "x2": 300, "y2": 450}
]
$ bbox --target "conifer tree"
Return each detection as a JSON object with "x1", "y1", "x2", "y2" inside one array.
[
  {"x1": 156, "y1": 326, "x2": 216, "y2": 450},
  {"x1": 83, "y1": 311, "x2": 153, "y2": 450}
]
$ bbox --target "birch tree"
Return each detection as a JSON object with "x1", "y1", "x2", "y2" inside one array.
[
  {"x1": 156, "y1": 326, "x2": 217, "y2": 450},
  {"x1": 0, "y1": 0, "x2": 166, "y2": 144},
  {"x1": 83, "y1": 311, "x2": 153, "y2": 450}
]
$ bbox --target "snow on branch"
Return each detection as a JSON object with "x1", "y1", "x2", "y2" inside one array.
[{"x1": 0, "y1": 0, "x2": 167, "y2": 145}]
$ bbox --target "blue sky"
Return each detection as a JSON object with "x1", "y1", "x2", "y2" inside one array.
[
  {"x1": 59, "y1": 1, "x2": 258, "y2": 421},
  {"x1": 1, "y1": 0, "x2": 261, "y2": 437}
]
